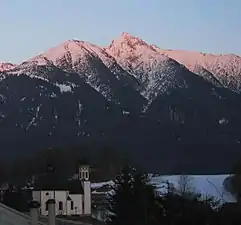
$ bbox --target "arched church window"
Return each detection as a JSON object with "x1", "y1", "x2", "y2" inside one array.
[{"x1": 59, "y1": 201, "x2": 63, "y2": 210}]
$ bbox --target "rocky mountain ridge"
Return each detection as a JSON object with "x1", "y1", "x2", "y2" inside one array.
[
  {"x1": 1, "y1": 32, "x2": 241, "y2": 173},
  {"x1": 3, "y1": 32, "x2": 241, "y2": 103}
]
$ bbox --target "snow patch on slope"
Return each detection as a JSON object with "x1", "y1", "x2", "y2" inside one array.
[
  {"x1": 26, "y1": 105, "x2": 42, "y2": 130},
  {"x1": 55, "y1": 83, "x2": 72, "y2": 93}
]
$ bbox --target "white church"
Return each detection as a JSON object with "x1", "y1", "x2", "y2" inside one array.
[{"x1": 32, "y1": 165, "x2": 91, "y2": 216}]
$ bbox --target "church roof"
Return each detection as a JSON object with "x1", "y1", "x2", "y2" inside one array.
[
  {"x1": 34, "y1": 173, "x2": 84, "y2": 194},
  {"x1": 34, "y1": 173, "x2": 66, "y2": 190},
  {"x1": 68, "y1": 180, "x2": 84, "y2": 194}
]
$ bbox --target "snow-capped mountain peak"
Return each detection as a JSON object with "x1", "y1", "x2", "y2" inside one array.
[
  {"x1": 4, "y1": 33, "x2": 241, "y2": 102},
  {"x1": 106, "y1": 33, "x2": 193, "y2": 101},
  {"x1": 30, "y1": 40, "x2": 97, "y2": 65},
  {"x1": 22, "y1": 39, "x2": 132, "y2": 72},
  {"x1": 106, "y1": 33, "x2": 171, "y2": 77},
  {"x1": 106, "y1": 32, "x2": 165, "y2": 62},
  {"x1": 119, "y1": 32, "x2": 153, "y2": 48},
  {"x1": 11, "y1": 39, "x2": 107, "y2": 76}
]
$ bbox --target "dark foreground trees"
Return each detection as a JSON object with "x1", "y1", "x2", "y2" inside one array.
[
  {"x1": 2, "y1": 185, "x2": 31, "y2": 212},
  {"x1": 106, "y1": 165, "x2": 159, "y2": 225},
  {"x1": 107, "y1": 166, "x2": 241, "y2": 225}
]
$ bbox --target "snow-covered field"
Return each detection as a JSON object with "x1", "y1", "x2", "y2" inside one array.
[{"x1": 91, "y1": 174, "x2": 236, "y2": 203}]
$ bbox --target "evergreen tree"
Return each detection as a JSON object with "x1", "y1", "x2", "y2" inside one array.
[
  {"x1": 2, "y1": 185, "x2": 29, "y2": 212},
  {"x1": 106, "y1": 165, "x2": 159, "y2": 225},
  {"x1": 132, "y1": 172, "x2": 159, "y2": 225},
  {"x1": 106, "y1": 165, "x2": 135, "y2": 225}
]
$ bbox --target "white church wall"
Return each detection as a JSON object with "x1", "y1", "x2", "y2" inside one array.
[
  {"x1": 69, "y1": 194, "x2": 83, "y2": 215},
  {"x1": 38, "y1": 190, "x2": 68, "y2": 216},
  {"x1": 32, "y1": 189, "x2": 90, "y2": 216},
  {"x1": 67, "y1": 200, "x2": 71, "y2": 215},
  {"x1": 54, "y1": 191, "x2": 68, "y2": 216},
  {"x1": 40, "y1": 190, "x2": 54, "y2": 216}
]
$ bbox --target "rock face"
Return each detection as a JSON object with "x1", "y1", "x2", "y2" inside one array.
[
  {"x1": 0, "y1": 62, "x2": 16, "y2": 72},
  {"x1": 1, "y1": 33, "x2": 241, "y2": 173}
]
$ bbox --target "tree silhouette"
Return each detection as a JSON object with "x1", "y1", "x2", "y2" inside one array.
[{"x1": 106, "y1": 165, "x2": 159, "y2": 225}]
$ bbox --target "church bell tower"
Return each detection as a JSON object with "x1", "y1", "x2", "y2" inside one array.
[{"x1": 79, "y1": 164, "x2": 91, "y2": 215}]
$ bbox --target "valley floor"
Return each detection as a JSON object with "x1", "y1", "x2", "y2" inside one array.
[{"x1": 91, "y1": 174, "x2": 235, "y2": 203}]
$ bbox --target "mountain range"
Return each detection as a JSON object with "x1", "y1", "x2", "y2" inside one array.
[{"x1": 1, "y1": 32, "x2": 241, "y2": 174}]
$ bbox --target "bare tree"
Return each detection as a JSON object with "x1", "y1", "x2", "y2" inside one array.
[{"x1": 178, "y1": 175, "x2": 195, "y2": 198}]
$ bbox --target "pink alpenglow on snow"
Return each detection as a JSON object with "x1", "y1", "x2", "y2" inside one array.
[
  {"x1": 3, "y1": 32, "x2": 241, "y2": 99},
  {"x1": 0, "y1": 62, "x2": 16, "y2": 72}
]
